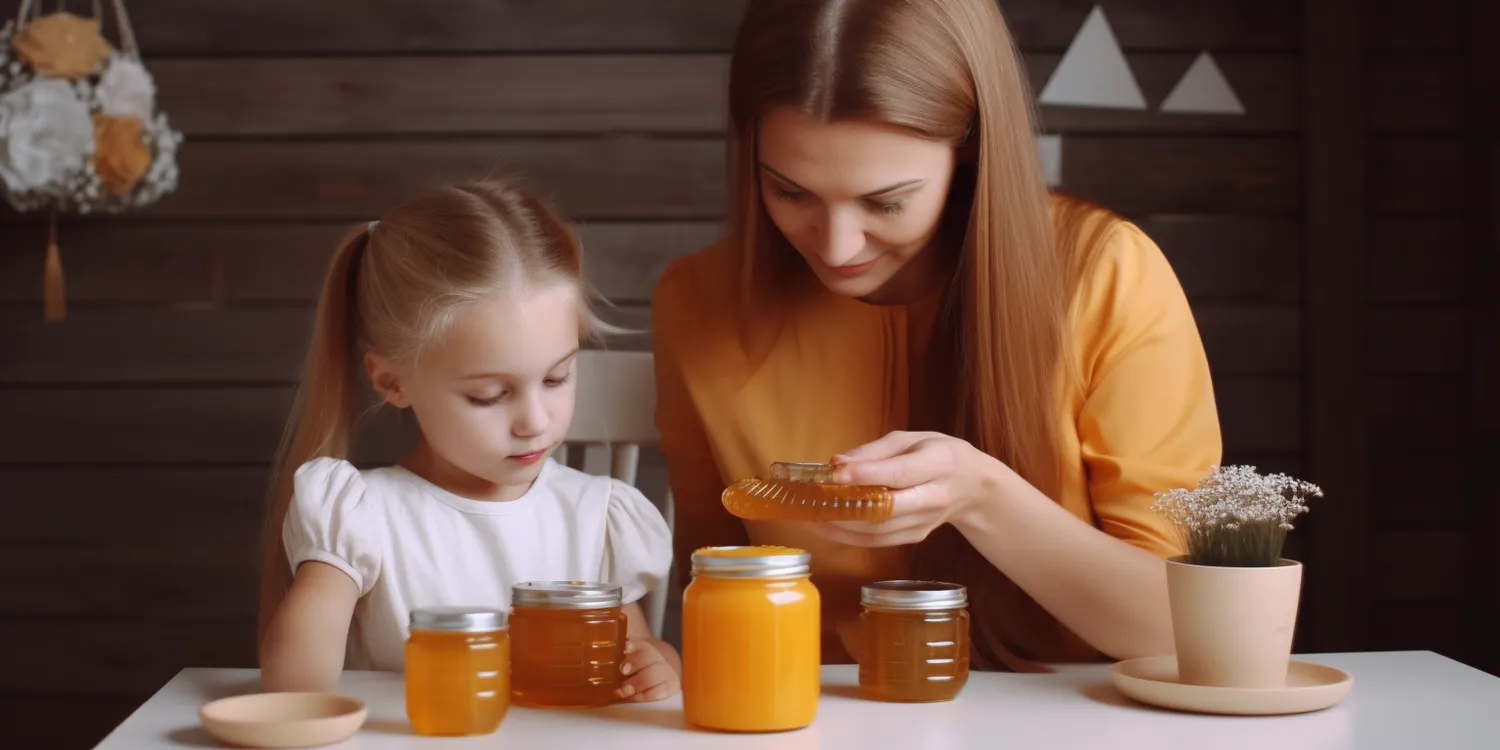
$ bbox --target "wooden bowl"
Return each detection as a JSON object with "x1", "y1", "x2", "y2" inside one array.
[{"x1": 198, "y1": 692, "x2": 367, "y2": 748}]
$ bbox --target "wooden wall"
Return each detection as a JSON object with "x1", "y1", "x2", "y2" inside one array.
[{"x1": 0, "y1": 1, "x2": 1493, "y2": 747}]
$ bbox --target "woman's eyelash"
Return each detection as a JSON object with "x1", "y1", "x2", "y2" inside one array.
[
  {"x1": 771, "y1": 185, "x2": 806, "y2": 202},
  {"x1": 869, "y1": 200, "x2": 903, "y2": 215}
]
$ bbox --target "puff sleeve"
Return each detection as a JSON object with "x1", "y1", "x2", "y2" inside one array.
[
  {"x1": 598, "y1": 479, "x2": 674, "y2": 606},
  {"x1": 282, "y1": 457, "x2": 382, "y2": 596},
  {"x1": 1073, "y1": 221, "x2": 1224, "y2": 557}
]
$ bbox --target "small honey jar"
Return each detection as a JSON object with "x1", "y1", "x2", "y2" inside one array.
[
  {"x1": 682, "y1": 546, "x2": 820, "y2": 732},
  {"x1": 857, "y1": 580, "x2": 970, "y2": 702},
  {"x1": 509, "y1": 581, "x2": 627, "y2": 708},
  {"x1": 404, "y1": 605, "x2": 509, "y2": 736}
]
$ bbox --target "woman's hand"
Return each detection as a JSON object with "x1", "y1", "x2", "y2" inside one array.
[{"x1": 814, "y1": 430, "x2": 1011, "y2": 547}]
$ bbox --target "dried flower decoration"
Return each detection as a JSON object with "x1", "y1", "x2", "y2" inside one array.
[
  {"x1": 1151, "y1": 465, "x2": 1322, "y2": 568},
  {"x1": 0, "y1": 3, "x2": 183, "y2": 322}
]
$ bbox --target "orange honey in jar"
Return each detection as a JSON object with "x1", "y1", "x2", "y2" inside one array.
[
  {"x1": 857, "y1": 580, "x2": 970, "y2": 702},
  {"x1": 721, "y1": 461, "x2": 894, "y2": 522},
  {"x1": 683, "y1": 546, "x2": 820, "y2": 732},
  {"x1": 508, "y1": 581, "x2": 627, "y2": 709},
  {"x1": 404, "y1": 606, "x2": 510, "y2": 736}
]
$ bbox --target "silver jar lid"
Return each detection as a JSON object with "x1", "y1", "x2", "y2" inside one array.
[
  {"x1": 690, "y1": 546, "x2": 812, "y2": 579},
  {"x1": 511, "y1": 581, "x2": 623, "y2": 610},
  {"x1": 409, "y1": 605, "x2": 507, "y2": 632},
  {"x1": 861, "y1": 580, "x2": 968, "y2": 610}
]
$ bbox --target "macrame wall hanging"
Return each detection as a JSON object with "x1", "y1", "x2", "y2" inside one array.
[{"x1": 0, "y1": 0, "x2": 182, "y2": 321}]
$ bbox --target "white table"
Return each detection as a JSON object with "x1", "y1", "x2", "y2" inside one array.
[{"x1": 95, "y1": 651, "x2": 1500, "y2": 749}]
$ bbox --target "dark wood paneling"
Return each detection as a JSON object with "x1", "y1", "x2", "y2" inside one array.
[
  {"x1": 1, "y1": 217, "x2": 1302, "y2": 307},
  {"x1": 35, "y1": 137, "x2": 1294, "y2": 221},
  {"x1": 1370, "y1": 55, "x2": 1463, "y2": 133},
  {"x1": 1195, "y1": 306, "x2": 1301, "y2": 375},
  {"x1": 0, "y1": 468, "x2": 268, "y2": 543},
  {"x1": 0, "y1": 544, "x2": 258, "y2": 619},
  {"x1": 1370, "y1": 602, "x2": 1468, "y2": 659},
  {"x1": 1371, "y1": 140, "x2": 1464, "y2": 215},
  {"x1": 151, "y1": 53, "x2": 1296, "y2": 137},
  {"x1": 1304, "y1": 0, "x2": 1369, "y2": 653},
  {"x1": 1060, "y1": 138, "x2": 1300, "y2": 217},
  {"x1": 0, "y1": 620, "x2": 257, "y2": 695},
  {"x1": 1367, "y1": 375, "x2": 1467, "y2": 453},
  {"x1": 118, "y1": 0, "x2": 1301, "y2": 55},
  {"x1": 1371, "y1": 531, "x2": 1467, "y2": 601},
  {"x1": 1370, "y1": 219, "x2": 1465, "y2": 303},
  {"x1": 0, "y1": 696, "x2": 143, "y2": 750},
  {"x1": 0, "y1": 377, "x2": 1304, "y2": 465},
  {"x1": 143, "y1": 139, "x2": 728, "y2": 221},
  {"x1": 1370, "y1": 452, "x2": 1468, "y2": 529},
  {"x1": 1367, "y1": 308, "x2": 1468, "y2": 374},
  {"x1": 1146, "y1": 217, "x2": 1301, "y2": 303},
  {"x1": 1368, "y1": 0, "x2": 1463, "y2": 52},
  {"x1": 0, "y1": 303, "x2": 1294, "y2": 384},
  {"x1": 0, "y1": 221, "x2": 723, "y2": 305}
]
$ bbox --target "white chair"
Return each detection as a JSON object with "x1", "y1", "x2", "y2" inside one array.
[{"x1": 559, "y1": 349, "x2": 675, "y2": 638}]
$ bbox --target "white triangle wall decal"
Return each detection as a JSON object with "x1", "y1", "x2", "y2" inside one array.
[
  {"x1": 1160, "y1": 51, "x2": 1246, "y2": 115},
  {"x1": 1036, "y1": 134, "x2": 1063, "y2": 187},
  {"x1": 1038, "y1": 6, "x2": 1147, "y2": 110}
]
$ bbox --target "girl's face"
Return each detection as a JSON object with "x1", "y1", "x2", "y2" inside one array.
[
  {"x1": 370, "y1": 282, "x2": 579, "y2": 501},
  {"x1": 756, "y1": 106, "x2": 958, "y2": 304}
]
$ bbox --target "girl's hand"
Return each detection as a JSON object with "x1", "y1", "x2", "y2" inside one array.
[
  {"x1": 617, "y1": 637, "x2": 681, "y2": 702},
  {"x1": 816, "y1": 430, "x2": 1010, "y2": 547}
]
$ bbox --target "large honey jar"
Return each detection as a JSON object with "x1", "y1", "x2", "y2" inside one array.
[
  {"x1": 682, "y1": 546, "x2": 820, "y2": 732},
  {"x1": 857, "y1": 580, "x2": 970, "y2": 702},
  {"x1": 509, "y1": 581, "x2": 627, "y2": 708},
  {"x1": 404, "y1": 606, "x2": 510, "y2": 736}
]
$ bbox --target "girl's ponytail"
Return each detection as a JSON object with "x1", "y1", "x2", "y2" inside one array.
[{"x1": 257, "y1": 224, "x2": 371, "y2": 642}]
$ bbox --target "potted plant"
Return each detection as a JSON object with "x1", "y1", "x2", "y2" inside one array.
[{"x1": 1150, "y1": 465, "x2": 1322, "y2": 688}]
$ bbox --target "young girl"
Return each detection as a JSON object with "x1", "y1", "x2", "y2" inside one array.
[{"x1": 256, "y1": 178, "x2": 680, "y2": 703}]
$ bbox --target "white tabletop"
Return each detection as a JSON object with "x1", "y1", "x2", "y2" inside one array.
[{"x1": 94, "y1": 651, "x2": 1499, "y2": 749}]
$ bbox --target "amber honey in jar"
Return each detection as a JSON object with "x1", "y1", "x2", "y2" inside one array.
[
  {"x1": 508, "y1": 581, "x2": 627, "y2": 708},
  {"x1": 857, "y1": 580, "x2": 970, "y2": 702},
  {"x1": 683, "y1": 546, "x2": 820, "y2": 732},
  {"x1": 404, "y1": 606, "x2": 510, "y2": 736},
  {"x1": 721, "y1": 461, "x2": 894, "y2": 522}
]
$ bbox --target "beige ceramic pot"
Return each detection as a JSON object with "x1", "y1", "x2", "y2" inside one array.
[{"x1": 1165, "y1": 555, "x2": 1302, "y2": 688}]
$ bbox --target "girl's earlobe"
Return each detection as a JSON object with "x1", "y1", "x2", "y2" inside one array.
[{"x1": 365, "y1": 351, "x2": 410, "y2": 408}]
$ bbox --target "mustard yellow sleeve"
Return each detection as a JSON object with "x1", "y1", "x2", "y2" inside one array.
[
  {"x1": 650, "y1": 257, "x2": 749, "y2": 582},
  {"x1": 1072, "y1": 221, "x2": 1222, "y2": 557}
]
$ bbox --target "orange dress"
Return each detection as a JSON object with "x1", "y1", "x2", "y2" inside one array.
[{"x1": 650, "y1": 204, "x2": 1223, "y2": 667}]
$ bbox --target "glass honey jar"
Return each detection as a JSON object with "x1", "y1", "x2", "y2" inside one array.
[
  {"x1": 508, "y1": 581, "x2": 627, "y2": 709},
  {"x1": 857, "y1": 580, "x2": 970, "y2": 702},
  {"x1": 682, "y1": 546, "x2": 820, "y2": 732},
  {"x1": 404, "y1": 606, "x2": 509, "y2": 736},
  {"x1": 722, "y1": 461, "x2": 894, "y2": 522}
]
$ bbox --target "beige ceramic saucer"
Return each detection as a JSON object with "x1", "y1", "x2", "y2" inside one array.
[
  {"x1": 199, "y1": 692, "x2": 367, "y2": 748},
  {"x1": 1110, "y1": 656, "x2": 1353, "y2": 716}
]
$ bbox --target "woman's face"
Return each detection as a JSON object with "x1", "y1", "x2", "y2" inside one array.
[{"x1": 756, "y1": 106, "x2": 957, "y2": 303}]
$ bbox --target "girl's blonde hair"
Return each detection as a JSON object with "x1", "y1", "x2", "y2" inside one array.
[
  {"x1": 257, "y1": 177, "x2": 613, "y2": 639},
  {"x1": 715, "y1": 0, "x2": 1119, "y2": 670}
]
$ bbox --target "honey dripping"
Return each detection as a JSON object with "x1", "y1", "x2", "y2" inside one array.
[{"x1": 721, "y1": 462, "x2": 894, "y2": 522}]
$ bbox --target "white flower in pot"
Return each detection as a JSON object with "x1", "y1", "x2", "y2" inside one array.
[
  {"x1": 0, "y1": 76, "x2": 93, "y2": 201},
  {"x1": 1150, "y1": 465, "x2": 1321, "y2": 689}
]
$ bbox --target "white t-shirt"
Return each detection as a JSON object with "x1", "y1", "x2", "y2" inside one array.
[{"x1": 283, "y1": 456, "x2": 673, "y2": 671}]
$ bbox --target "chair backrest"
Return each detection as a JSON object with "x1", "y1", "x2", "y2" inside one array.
[{"x1": 560, "y1": 349, "x2": 673, "y2": 637}]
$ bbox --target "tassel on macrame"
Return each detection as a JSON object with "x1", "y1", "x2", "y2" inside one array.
[{"x1": 43, "y1": 211, "x2": 66, "y2": 322}]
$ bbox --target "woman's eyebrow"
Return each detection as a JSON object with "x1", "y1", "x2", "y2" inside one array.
[{"x1": 758, "y1": 163, "x2": 925, "y2": 198}]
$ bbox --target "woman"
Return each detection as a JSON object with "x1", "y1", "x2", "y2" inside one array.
[{"x1": 650, "y1": 0, "x2": 1221, "y2": 671}]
